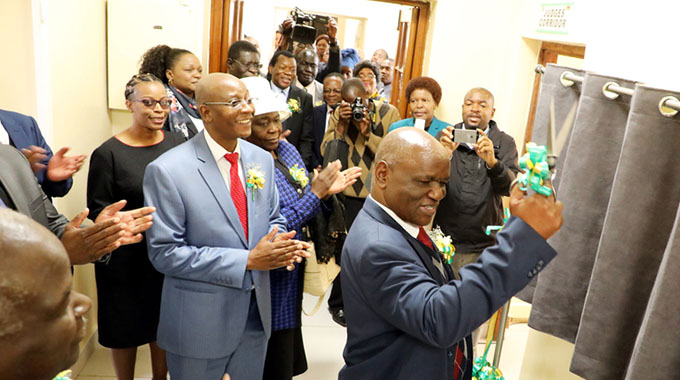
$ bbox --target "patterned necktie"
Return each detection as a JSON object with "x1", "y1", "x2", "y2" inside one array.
[
  {"x1": 417, "y1": 227, "x2": 434, "y2": 250},
  {"x1": 224, "y1": 152, "x2": 248, "y2": 241}
]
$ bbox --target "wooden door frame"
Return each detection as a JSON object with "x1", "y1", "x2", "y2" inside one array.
[
  {"x1": 523, "y1": 41, "x2": 585, "y2": 152},
  {"x1": 208, "y1": 0, "x2": 429, "y2": 117}
]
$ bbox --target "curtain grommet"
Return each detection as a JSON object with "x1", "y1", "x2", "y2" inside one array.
[
  {"x1": 602, "y1": 82, "x2": 620, "y2": 100},
  {"x1": 559, "y1": 71, "x2": 575, "y2": 87},
  {"x1": 659, "y1": 96, "x2": 679, "y2": 118}
]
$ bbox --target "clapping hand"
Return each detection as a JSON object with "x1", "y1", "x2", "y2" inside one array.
[
  {"x1": 94, "y1": 200, "x2": 155, "y2": 246},
  {"x1": 46, "y1": 147, "x2": 86, "y2": 181},
  {"x1": 247, "y1": 227, "x2": 311, "y2": 271},
  {"x1": 20, "y1": 145, "x2": 49, "y2": 173}
]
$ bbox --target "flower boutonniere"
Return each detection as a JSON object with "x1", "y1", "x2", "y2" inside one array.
[
  {"x1": 428, "y1": 226, "x2": 455, "y2": 264},
  {"x1": 246, "y1": 164, "x2": 265, "y2": 198},
  {"x1": 289, "y1": 164, "x2": 309, "y2": 188},
  {"x1": 288, "y1": 98, "x2": 300, "y2": 114}
]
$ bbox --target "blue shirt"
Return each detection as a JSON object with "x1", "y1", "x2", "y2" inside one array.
[
  {"x1": 388, "y1": 116, "x2": 451, "y2": 138},
  {"x1": 270, "y1": 140, "x2": 322, "y2": 331}
]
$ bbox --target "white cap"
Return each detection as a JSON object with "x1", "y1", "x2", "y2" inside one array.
[{"x1": 240, "y1": 76, "x2": 292, "y2": 122}]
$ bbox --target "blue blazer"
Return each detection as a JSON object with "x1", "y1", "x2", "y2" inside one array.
[
  {"x1": 0, "y1": 109, "x2": 72, "y2": 197},
  {"x1": 339, "y1": 197, "x2": 556, "y2": 380},
  {"x1": 143, "y1": 131, "x2": 287, "y2": 359},
  {"x1": 388, "y1": 116, "x2": 451, "y2": 138}
]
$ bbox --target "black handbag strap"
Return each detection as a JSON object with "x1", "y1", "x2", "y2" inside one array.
[{"x1": 274, "y1": 156, "x2": 306, "y2": 194}]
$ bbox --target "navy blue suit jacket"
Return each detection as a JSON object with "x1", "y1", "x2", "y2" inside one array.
[
  {"x1": 311, "y1": 103, "x2": 328, "y2": 169},
  {"x1": 0, "y1": 109, "x2": 72, "y2": 197},
  {"x1": 340, "y1": 197, "x2": 557, "y2": 380}
]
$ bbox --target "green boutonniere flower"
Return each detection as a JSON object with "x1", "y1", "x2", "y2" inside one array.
[
  {"x1": 288, "y1": 98, "x2": 300, "y2": 113},
  {"x1": 428, "y1": 226, "x2": 455, "y2": 264},
  {"x1": 289, "y1": 164, "x2": 309, "y2": 188}
]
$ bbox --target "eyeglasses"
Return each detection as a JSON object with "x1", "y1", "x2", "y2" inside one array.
[
  {"x1": 203, "y1": 97, "x2": 257, "y2": 110},
  {"x1": 132, "y1": 98, "x2": 171, "y2": 109},
  {"x1": 358, "y1": 73, "x2": 376, "y2": 80},
  {"x1": 233, "y1": 60, "x2": 263, "y2": 70}
]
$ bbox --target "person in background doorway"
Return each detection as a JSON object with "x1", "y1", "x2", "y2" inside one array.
[
  {"x1": 435, "y1": 87, "x2": 521, "y2": 276},
  {"x1": 139, "y1": 45, "x2": 203, "y2": 140},
  {"x1": 315, "y1": 34, "x2": 331, "y2": 66},
  {"x1": 268, "y1": 50, "x2": 315, "y2": 169},
  {"x1": 321, "y1": 78, "x2": 400, "y2": 326},
  {"x1": 243, "y1": 34, "x2": 260, "y2": 53},
  {"x1": 388, "y1": 76, "x2": 452, "y2": 138},
  {"x1": 353, "y1": 60, "x2": 388, "y2": 103},
  {"x1": 87, "y1": 74, "x2": 185, "y2": 380},
  {"x1": 242, "y1": 76, "x2": 360, "y2": 380},
  {"x1": 371, "y1": 48, "x2": 388, "y2": 66},
  {"x1": 0, "y1": 209, "x2": 93, "y2": 380},
  {"x1": 379, "y1": 58, "x2": 394, "y2": 100},
  {"x1": 227, "y1": 40, "x2": 262, "y2": 79},
  {"x1": 340, "y1": 48, "x2": 360, "y2": 80},
  {"x1": 311, "y1": 73, "x2": 344, "y2": 169},
  {"x1": 0, "y1": 109, "x2": 85, "y2": 198},
  {"x1": 295, "y1": 49, "x2": 324, "y2": 106}
]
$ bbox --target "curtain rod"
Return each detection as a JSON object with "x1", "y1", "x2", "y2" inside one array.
[{"x1": 535, "y1": 65, "x2": 680, "y2": 117}]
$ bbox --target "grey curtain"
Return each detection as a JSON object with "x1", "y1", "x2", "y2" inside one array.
[
  {"x1": 625, "y1": 202, "x2": 680, "y2": 379},
  {"x1": 528, "y1": 72, "x2": 635, "y2": 342},
  {"x1": 516, "y1": 63, "x2": 584, "y2": 303},
  {"x1": 570, "y1": 85, "x2": 680, "y2": 379}
]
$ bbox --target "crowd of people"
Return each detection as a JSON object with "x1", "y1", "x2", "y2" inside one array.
[{"x1": 0, "y1": 12, "x2": 563, "y2": 380}]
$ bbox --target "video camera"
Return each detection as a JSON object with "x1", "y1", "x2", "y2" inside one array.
[{"x1": 290, "y1": 7, "x2": 330, "y2": 45}]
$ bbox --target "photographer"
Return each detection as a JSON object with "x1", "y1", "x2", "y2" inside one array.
[
  {"x1": 276, "y1": 9, "x2": 340, "y2": 82},
  {"x1": 435, "y1": 87, "x2": 520, "y2": 276},
  {"x1": 320, "y1": 78, "x2": 400, "y2": 325}
]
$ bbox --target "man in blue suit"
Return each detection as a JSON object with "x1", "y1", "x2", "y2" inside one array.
[
  {"x1": 0, "y1": 109, "x2": 85, "y2": 198},
  {"x1": 144, "y1": 73, "x2": 310, "y2": 380},
  {"x1": 340, "y1": 128, "x2": 563, "y2": 380}
]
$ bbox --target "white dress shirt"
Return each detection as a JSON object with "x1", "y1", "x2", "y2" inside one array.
[
  {"x1": 204, "y1": 130, "x2": 246, "y2": 193},
  {"x1": 270, "y1": 81, "x2": 291, "y2": 104},
  {"x1": 0, "y1": 120, "x2": 10, "y2": 145}
]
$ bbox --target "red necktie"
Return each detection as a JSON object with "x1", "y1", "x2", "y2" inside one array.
[
  {"x1": 224, "y1": 152, "x2": 248, "y2": 241},
  {"x1": 417, "y1": 227, "x2": 434, "y2": 250}
]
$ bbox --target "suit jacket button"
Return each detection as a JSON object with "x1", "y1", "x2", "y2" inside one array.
[
  {"x1": 538, "y1": 259, "x2": 545, "y2": 266},
  {"x1": 528, "y1": 272, "x2": 534, "y2": 278}
]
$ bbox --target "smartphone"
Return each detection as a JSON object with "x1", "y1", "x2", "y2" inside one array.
[
  {"x1": 453, "y1": 129, "x2": 479, "y2": 145},
  {"x1": 414, "y1": 118, "x2": 426, "y2": 130}
]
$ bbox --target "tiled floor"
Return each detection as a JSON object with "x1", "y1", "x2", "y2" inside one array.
[{"x1": 76, "y1": 291, "x2": 530, "y2": 380}]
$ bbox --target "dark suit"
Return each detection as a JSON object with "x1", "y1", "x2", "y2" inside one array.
[
  {"x1": 0, "y1": 109, "x2": 73, "y2": 198},
  {"x1": 311, "y1": 104, "x2": 330, "y2": 169},
  {"x1": 0, "y1": 144, "x2": 68, "y2": 236},
  {"x1": 340, "y1": 197, "x2": 556, "y2": 380},
  {"x1": 281, "y1": 85, "x2": 314, "y2": 169}
]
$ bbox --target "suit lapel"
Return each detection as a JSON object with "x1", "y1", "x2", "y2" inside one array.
[
  {"x1": 193, "y1": 132, "x2": 247, "y2": 246},
  {"x1": 0, "y1": 146, "x2": 34, "y2": 215},
  {"x1": 363, "y1": 198, "x2": 448, "y2": 285}
]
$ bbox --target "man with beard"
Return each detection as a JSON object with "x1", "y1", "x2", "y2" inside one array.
[
  {"x1": 295, "y1": 49, "x2": 324, "y2": 106},
  {"x1": 311, "y1": 72, "x2": 344, "y2": 168}
]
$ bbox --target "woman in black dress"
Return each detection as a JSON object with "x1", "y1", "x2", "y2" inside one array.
[{"x1": 87, "y1": 73, "x2": 185, "y2": 380}]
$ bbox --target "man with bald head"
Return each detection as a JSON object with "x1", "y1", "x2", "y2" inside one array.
[
  {"x1": 143, "y1": 73, "x2": 309, "y2": 380},
  {"x1": 295, "y1": 48, "x2": 324, "y2": 105},
  {"x1": 339, "y1": 128, "x2": 562, "y2": 380},
  {"x1": 0, "y1": 209, "x2": 92, "y2": 380},
  {"x1": 437, "y1": 87, "x2": 520, "y2": 275}
]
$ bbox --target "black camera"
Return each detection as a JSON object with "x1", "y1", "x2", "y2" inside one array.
[
  {"x1": 350, "y1": 98, "x2": 366, "y2": 121},
  {"x1": 290, "y1": 7, "x2": 330, "y2": 45}
]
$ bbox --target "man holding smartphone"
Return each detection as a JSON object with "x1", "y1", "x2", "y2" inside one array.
[{"x1": 437, "y1": 87, "x2": 520, "y2": 276}]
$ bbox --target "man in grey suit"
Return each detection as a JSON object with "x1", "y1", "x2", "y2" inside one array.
[
  {"x1": 0, "y1": 144, "x2": 154, "y2": 265},
  {"x1": 143, "y1": 73, "x2": 309, "y2": 380},
  {"x1": 340, "y1": 128, "x2": 563, "y2": 379}
]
